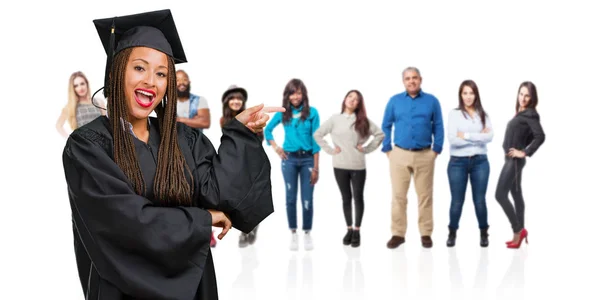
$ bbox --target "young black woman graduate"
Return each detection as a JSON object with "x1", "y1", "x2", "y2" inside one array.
[{"x1": 62, "y1": 9, "x2": 284, "y2": 299}]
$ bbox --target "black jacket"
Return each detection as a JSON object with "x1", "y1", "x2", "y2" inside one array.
[{"x1": 502, "y1": 108, "x2": 545, "y2": 156}]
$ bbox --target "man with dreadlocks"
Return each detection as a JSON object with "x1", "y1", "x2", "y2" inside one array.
[{"x1": 62, "y1": 9, "x2": 284, "y2": 300}]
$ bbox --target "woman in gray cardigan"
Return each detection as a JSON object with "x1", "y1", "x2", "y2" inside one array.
[{"x1": 313, "y1": 90, "x2": 384, "y2": 247}]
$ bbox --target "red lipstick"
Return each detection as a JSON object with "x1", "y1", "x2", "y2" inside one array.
[{"x1": 134, "y1": 88, "x2": 156, "y2": 108}]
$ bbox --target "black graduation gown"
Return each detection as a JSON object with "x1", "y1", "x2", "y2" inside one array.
[{"x1": 62, "y1": 116, "x2": 274, "y2": 299}]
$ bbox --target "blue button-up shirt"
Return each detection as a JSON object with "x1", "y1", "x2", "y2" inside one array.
[{"x1": 381, "y1": 90, "x2": 444, "y2": 153}]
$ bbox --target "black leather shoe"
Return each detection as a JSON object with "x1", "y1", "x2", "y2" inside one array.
[
  {"x1": 447, "y1": 229, "x2": 456, "y2": 247},
  {"x1": 351, "y1": 230, "x2": 360, "y2": 247},
  {"x1": 343, "y1": 229, "x2": 353, "y2": 245}
]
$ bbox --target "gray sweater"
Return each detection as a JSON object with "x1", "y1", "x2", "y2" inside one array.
[{"x1": 313, "y1": 113, "x2": 384, "y2": 170}]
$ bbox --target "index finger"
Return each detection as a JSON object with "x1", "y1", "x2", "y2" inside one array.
[
  {"x1": 261, "y1": 106, "x2": 286, "y2": 113},
  {"x1": 219, "y1": 224, "x2": 231, "y2": 239}
]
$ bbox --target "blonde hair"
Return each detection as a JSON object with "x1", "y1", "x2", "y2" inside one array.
[{"x1": 66, "y1": 71, "x2": 91, "y2": 130}]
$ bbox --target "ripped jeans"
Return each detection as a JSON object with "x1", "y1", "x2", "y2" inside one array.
[{"x1": 281, "y1": 151, "x2": 314, "y2": 231}]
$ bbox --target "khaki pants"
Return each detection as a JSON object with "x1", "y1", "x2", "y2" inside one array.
[{"x1": 389, "y1": 146, "x2": 436, "y2": 237}]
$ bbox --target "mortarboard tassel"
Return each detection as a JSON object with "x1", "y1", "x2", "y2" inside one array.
[
  {"x1": 93, "y1": 18, "x2": 115, "y2": 110},
  {"x1": 104, "y1": 18, "x2": 116, "y2": 98}
]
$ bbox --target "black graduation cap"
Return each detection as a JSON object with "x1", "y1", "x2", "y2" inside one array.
[{"x1": 92, "y1": 9, "x2": 187, "y2": 98}]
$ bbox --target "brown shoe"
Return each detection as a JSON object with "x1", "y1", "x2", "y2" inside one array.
[
  {"x1": 421, "y1": 236, "x2": 433, "y2": 248},
  {"x1": 387, "y1": 236, "x2": 405, "y2": 249}
]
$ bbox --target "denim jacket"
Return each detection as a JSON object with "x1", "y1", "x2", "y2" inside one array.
[{"x1": 187, "y1": 94, "x2": 201, "y2": 118}]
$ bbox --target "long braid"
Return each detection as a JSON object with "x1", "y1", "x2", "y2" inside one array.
[
  {"x1": 153, "y1": 57, "x2": 193, "y2": 206},
  {"x1": 108, "y1": 48, "x2": 146, "y2": 195},
  {"x1": 107, "y1": 48, "x2": 193, "y2": 205}
]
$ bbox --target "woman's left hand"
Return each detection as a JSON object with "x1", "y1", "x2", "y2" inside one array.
[
  {"x1": 356, "y1": 144, "x2": 364, "y2": 152},
  {"x1": 508, "y1": 148, "x2": 526, "y2": 158},
  {"x1": 235, "y1": 104, "x2": 286, "y2": 133},
  {"x1": 310, "y1": 169, "x2": 319, "y2": 185}
]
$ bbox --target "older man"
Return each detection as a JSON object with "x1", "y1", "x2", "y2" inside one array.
[{"x1": 382, "y1": 67, "x2": 444, "y2": 248}]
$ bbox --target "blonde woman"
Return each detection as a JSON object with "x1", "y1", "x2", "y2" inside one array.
[{"x1": 56, "y1": 71, "x2": 105, "y2": 138}]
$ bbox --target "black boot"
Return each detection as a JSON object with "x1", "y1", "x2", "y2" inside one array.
[
  {"x1": 446, "y1": 229, "x2": 457, "y2": 247},
  {"x1": 480, "y1": 227, "x2": 489, "y2": 247},
  {"x1": 351, "y1": 230, "x2": 360, "y2": 247},
  {"x1": 343, "y1": 229, "x2": 353, "y2": 245}
]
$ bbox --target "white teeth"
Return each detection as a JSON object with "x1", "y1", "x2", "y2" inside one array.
[{"x1": 136, "y1": 90, "x2": 154, "y2": 97}]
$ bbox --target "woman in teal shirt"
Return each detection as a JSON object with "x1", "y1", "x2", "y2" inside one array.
[{"x1": 265, "y1": 78, "x2": 320, "y2": 251}]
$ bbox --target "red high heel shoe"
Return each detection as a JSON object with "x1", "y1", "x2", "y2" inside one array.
[{"x1": 507, "y1": 228, "x2": 528, "y2": 249}]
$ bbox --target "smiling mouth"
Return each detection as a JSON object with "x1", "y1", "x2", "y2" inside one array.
[{"x1": 135, "y1": 89, "x2": 156, "y2": 108}]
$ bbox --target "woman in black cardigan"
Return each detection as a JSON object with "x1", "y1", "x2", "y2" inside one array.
[{"x1": 496, "y1": 81, "x2": 545, "y2": 249}]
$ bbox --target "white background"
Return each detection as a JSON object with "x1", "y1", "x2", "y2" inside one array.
[{"x1": 1, "y1": 0, "x2": 599, "y2": 299}]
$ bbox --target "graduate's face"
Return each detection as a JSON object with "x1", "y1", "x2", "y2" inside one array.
[
  {"x1": 124, "y1": 47, "x2": 168, "y2": 121},
  {"x1": 73, "y1": 76, "x2": 88, "y2": 99}
]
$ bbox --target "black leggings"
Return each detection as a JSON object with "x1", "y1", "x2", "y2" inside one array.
[
  {"x1": 495, "y1": 157, "x2": 526, "y2": 233},
  {"x1": 334, "y1": 168, "x2": 366, "y2": 227}
]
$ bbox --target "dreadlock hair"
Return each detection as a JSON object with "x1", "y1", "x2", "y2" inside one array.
[{"x1": 107, "y1": 47, "x2": 193, "y2": 206}]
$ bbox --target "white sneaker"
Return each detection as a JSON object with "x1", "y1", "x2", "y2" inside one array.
[
  {"x1": 290, "y1": 232, "x2": 299, "y2": 251},
  {"x1": 304, "y1": 232, "x2": 313, "y2": 251}
]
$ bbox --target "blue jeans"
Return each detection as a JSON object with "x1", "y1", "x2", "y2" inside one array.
[
  {"x1": 281, "y1": 152, "x2": 314, "y2": 231},
  {"x1": 447, "y1": 154, "x2": 490, "y2": 230}
]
